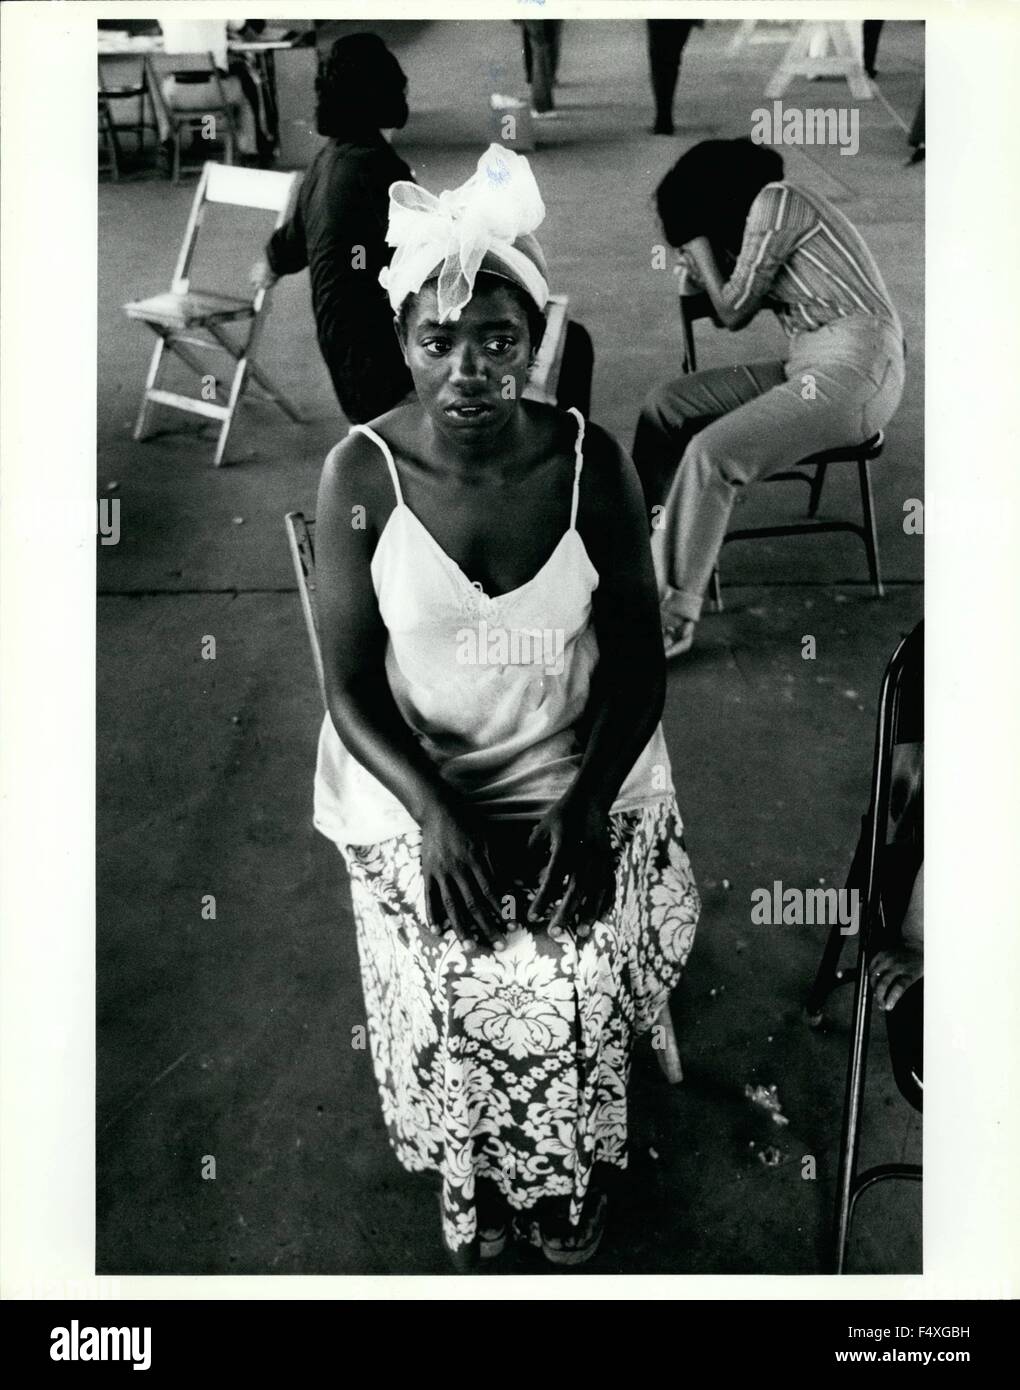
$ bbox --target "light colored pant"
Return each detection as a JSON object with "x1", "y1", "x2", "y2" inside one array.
[{"x1": 637, "y1": 316, "x2": 906, "y2": 621}]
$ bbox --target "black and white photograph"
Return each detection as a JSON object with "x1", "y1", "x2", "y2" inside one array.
[{"x1": 2, "y1": 0, "x2": 1018, "y2": 1325}]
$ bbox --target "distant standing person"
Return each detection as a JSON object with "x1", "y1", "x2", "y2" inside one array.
[
  {"x1": 250, "y1": 34, "x2": 414, "y2": 423},
  {"x1": 862, "y1": 20, "x2": 885, "y2": 80},
  {"x1": 646, "y1": 19, "x2": 695, "y2": 136},
  {"x1": 516, "y1": 18, "x2": 564, "y2": 117}
]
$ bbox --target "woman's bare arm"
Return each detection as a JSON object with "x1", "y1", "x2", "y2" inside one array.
[
  {"x1": 315, "y1": 436, "x2": 503, "y2": 945},
  {"x1": 529, "y1": 426, "x2": 666, "y2": 928},
  {"x1": 315, "y1": 435, "x2": 453, "y2": 825},
  {"x1": 683, "y1": 235, "x2": 759, "y2": 331},
  {"x1": 572, "y1": 426, "x2": 667, "y2": 811}
]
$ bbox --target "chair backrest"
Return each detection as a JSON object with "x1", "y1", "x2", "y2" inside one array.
[
  {"x1": 146, "y1": 52, "x2": 230, "y2": 138},
  {"x1": 863, "y1": 621, "x2": 923, "y2": 939},
  {"x1": 204, "y1": 162, "x2": 300, "y2": 215},
  {"x1": 148, "y1": 50, "x2": 220, "y2": 79},
  {"x1": 284, "y1": 512, "x2": 327, "y2": 708},
  {"x1": 171, "y1": 162, "x2": 300, "y2": 294},
  {"x1": 98, "y1": 54, "x2": 146, "y2": 93},
  {"x1": 522, "y1": 292, "x2": 568, "y2": 406}
]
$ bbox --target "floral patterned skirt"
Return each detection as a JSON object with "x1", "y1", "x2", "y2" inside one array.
[{"x1": 339, "y1": 794, "x2": 699, "y2": 1252}]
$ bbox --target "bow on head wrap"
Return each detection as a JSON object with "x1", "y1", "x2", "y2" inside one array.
[{"x1": 379, "y1": 143, "x2": 549, "y2": 323}]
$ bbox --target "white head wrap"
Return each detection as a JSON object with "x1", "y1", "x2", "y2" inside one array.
[{"x1": 379, "y1": 143, "x2": 549, "y2": 323}]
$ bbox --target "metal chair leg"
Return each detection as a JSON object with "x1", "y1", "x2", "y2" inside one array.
[
  {"x1": 653, "y1": 1001, "x2": 684, "y2": 1084},
  {"x1": 805, "y1": 919, "x2": 847, "y2": 1022},
  {"x1": 709, "y1": 566, "x2": 723, "y2": 613},
  {"x1": 834, "y1": 939, "x2": 874, "y2": 1273},
  {"x1": 808, "y1": 461, "x2": 826, "y2": 518},
  {"x1": 858, "y1": 458, "x2": 885, "y2": 598},
  {"x1": 99, "y1": 100, "x2": 122, "y2": 180},
  {"x1": 681, "y1": 318, "x2": 697, "y2": 376}
]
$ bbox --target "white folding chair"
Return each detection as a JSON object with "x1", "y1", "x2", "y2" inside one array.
[
  {"x1": 522, "y1": 293, "x2": 569, "y2": 406},
  {"x1": 125, "y1": 162, "x2": 302, "y2": 467},
  {"x1": 284, "y1": 510, "x2": 684, "y2": 1084}
]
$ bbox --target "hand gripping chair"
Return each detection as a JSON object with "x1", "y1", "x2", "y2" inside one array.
[
  {"x1": 805, "y1": 620, "x2": 923, "y2": 1272},
  {"x1": 125, "y1": 162, "x2": 302, "y2": 467},
  {"x1": 678, "y1": 290, "x2": 886, "y2": 609},
  {"x1": 284, "y1": 511, "x2": 687, "y2": 1087}
]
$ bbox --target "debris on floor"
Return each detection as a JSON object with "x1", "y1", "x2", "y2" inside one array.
[
  {"x1": 745, "y1": 1082, "x2": 790, "y2": 1126},
  {"x1": 757, "y1": 1145, "x2": 784, "y2": 1167}
]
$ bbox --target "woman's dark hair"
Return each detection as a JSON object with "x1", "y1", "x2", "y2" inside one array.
[
  {"x1": 316, "y1": 33, "x2": 408, "y2": 137},
  {"x1": 399, "y1": 272, "x2": 547, "y2": 354},
  {"x1": 655, "y1": 138, "x2": 785, "y2": 262}
]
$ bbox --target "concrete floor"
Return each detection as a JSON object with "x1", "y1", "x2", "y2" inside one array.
[{"x1": 97, "y1": 18, "x2": 925, "y2": 1276}]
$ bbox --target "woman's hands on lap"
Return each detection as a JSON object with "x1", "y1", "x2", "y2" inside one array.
[
  {"x1": 420, "y1": 799, "x2": 506, "y2": 951},
  {"x1": 527, "y1": 793, "x2": 614, "y2": 937}
]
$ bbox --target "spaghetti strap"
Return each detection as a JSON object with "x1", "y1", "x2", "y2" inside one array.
[
  {"x1": 566, "y1": 406, "x2": 586, "y2": 530},
  {"x1": 349, "y1": 423, "x2": 403, "y2": 507}
]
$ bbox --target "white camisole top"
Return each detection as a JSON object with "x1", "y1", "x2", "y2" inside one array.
[{"x1": 313, "y1": 407, "x2": 675, "y2": 847}]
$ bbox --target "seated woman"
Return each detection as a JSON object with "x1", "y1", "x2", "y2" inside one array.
[
  {"x1": 312, "y1": 145, "x2": 700, "y2": 1268},
  {"x1": 632, "y1": 139, "x2": 907, "y2": 657}
]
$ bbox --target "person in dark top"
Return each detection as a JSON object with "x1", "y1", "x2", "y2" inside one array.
[{"x1": 250, "y1": 33, "x2": 415, "y2": 423}]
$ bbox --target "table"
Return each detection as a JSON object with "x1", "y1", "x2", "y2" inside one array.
[{"x1": 98, "y1": 29, "x2": 311, "y2": 151}]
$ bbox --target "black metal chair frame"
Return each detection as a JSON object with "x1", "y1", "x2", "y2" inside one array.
[
  {"x1": 805, "y1": 621, "x2": 923, "y2": 1273},
  {"x1": 98, "y1": 56, "x2": 158, "y2": 179},
  {"x1": 679, "y1": 292, "x2": 885, "y2": 611}
]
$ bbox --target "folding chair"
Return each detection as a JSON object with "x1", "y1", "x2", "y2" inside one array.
[
  {"x1": 145, "y1": 51, "x2": 238, "y2": 183},
  {"x1": 805, "y1": 621, "x2": 923, "y2": 1272},
  {"x1": 97, "y1": 92, "x2": 122, "y2": 181},
  {"x1": 284, "y1": 511, "x2": 685, "y2": 1084},
  {"x1": 677, "y1": 290, "x2": 886, "y2": 608},
  {"x1": 523, "y1": 293, "x2": 569, "y2": 406},
  {"x1": 125, "y1": 162, "x2": 302, "y2": 467},
  {"x1": 98, "y1": 55, "x2": 157, "y2": 175}
]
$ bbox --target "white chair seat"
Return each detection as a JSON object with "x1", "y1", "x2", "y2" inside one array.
[{"x1": 124, "y1": 289, "x2": 254, "y2": 331}]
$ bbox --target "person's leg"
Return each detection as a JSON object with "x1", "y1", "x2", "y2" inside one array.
[
  {"x1": 651, "y1": 349, "x2": 905, "y2": 622},
  {"x1": 646, "y1": 20, "x2": 693, "y2": 134},
  {"x1": 632, "y1": 360, "x2": 787, "y2": 520},
  {"x1": 524, "y1": 20, "x2": 555, "y2": 113},
  {"x1": 521, "y1": 25, "x2": 533, "y2": 85},
  {"x1": 220, "y1": 75, "x2": 257, "y2": 156},
  {"x1": 231, "y1": 58, "x2": 272, "y2": 159},
  {"x1": 908, "y1": 88, "x2": 925, "y2": 161},
  {"x1": 862, "y1": 20, "x2": 885, "y2": 78},
  {"x1": 547, "y1": 20, "x2": 564, "y2": 84}
]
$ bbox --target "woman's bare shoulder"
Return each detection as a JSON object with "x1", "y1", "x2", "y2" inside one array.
[
  {"x1": 578, "y1": 418, "x2": 633, "y2": 492},
  {"x1": 318, "y1": 426, "x2": 399, "y2": 532}
]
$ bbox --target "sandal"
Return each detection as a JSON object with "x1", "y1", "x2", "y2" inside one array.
[
  {"x1": 438, "y1": 1187, "x2": 508, "y2": 1268},
  {"x1": 477, "y1": 1181, "x2": 509, "y2": 1259},
  {"x1": 536, "y1": 1191, "x2": 609, "y2": 1267}
]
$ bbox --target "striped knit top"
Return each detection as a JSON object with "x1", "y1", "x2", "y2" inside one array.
[{"x1": 721, "y1": 181, "x2": 902, "y2": 338}]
